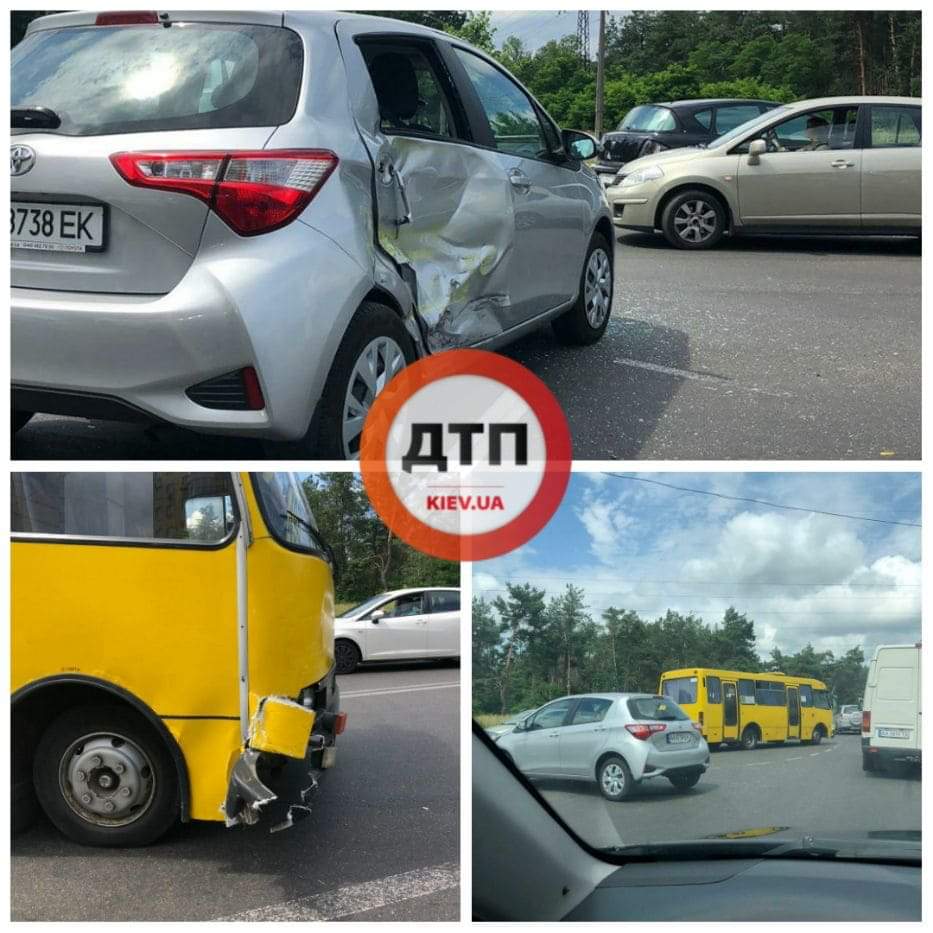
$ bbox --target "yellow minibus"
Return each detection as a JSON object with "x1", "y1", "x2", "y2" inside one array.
[
  {"x1": 659, "y1": 667, "x2": 833, "y2": 750},
  {"x1": 12, "y1": 471, "x2": 345, "y2": 846}
]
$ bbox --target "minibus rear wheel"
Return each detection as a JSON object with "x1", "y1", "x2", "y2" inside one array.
[
  {"x1": 740, "y1": 725, "x2": 759, "y2": 751},
  {"x1": 33, "y1": 705, "x2": 179, "y2": 847},
  {"x1": 335, "y1": 639, "x2": 362, "y2": 675}
]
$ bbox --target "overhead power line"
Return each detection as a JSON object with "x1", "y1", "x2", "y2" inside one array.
[
  {"x1": 602, "y1": 474, "x2": 922, "y2": 528},
  {"x1": 500, "y1": 575, "x2": 920, "y2": 588}
]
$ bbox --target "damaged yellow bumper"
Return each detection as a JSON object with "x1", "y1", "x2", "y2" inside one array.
[{"x1": 222, "y1": 695, "x2": 343, "y2": 831}]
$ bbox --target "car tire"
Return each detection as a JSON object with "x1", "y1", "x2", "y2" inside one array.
[
  {"x1": 306, "y1": 301, "x2": 416, "y2": 460},
  {"x1": 597, "y1": 754, "x2": 634, "y2": 801},
  {"x1": 707, "y1": 741, "x2": 722, "y2": 752},
  {"x1": 551, "y1": 233, "x2": 614, "y2": 346},
  {"x1": 334, "y1": 639, "x2": 361, "y2": 675},
  {"x1": 667, "y1": 771, "x2": 701, "y2": 791},
  {"x1": 740, "y1": 726, "x2": 759, "y2": 751},
  {"x1": 660, "y1": 189, "x2": 727, "y2": 250},
  {"x1": 805, "y1": 726, "x2": 824, "y2": 746},
  {"x1": 13, "y1": 411, "x2": 33, "y2": 433},
  {"x1": 33, "y1": 705, "x2": 179, "y2": 847}
]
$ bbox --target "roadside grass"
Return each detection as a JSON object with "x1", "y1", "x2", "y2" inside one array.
[
  {"x1": 335, "y1": 601, "x2": 354, "y2": 616},
  {"x1": 474, "y1": 713, "x2": 509, "y2": 728}
]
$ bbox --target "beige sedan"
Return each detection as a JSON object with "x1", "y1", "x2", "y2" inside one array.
[{"x1": 607, "y1": 96, "x2": 921, "y2": 249}]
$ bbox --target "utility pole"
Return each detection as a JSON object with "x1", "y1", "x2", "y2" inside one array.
[
  {"x1": 576, "y1": 10, "x2": 590, "y2": 65},
  {"x1": 594, "y1": 10, "x2": 607, "y2": 137}
]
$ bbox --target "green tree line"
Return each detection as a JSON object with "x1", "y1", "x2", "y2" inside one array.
[
  {"x1": 473, "y1": 582, "x2": 868, "y2": 715},
  {"x1": 302, "y1": 473, "x2": 458, "y2": 605}
]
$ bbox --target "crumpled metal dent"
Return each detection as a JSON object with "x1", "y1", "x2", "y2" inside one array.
[
  {"x1": 375, "y1": 137, "x2": 515, "y2": 350},
  {"x1": 221, "y1": 748, "x2": 276, "y2": 828}
]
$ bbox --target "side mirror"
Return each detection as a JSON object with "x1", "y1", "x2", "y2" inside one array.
[
  {"x1": 747, "y1": 138, "x2": 766, "y2": 165},
  {"x1": 369, "y1": 609, "x2": 385, "y2": 623},
  {"x1": 562, "y1": 129, "x2": 598, "y2": 162}
]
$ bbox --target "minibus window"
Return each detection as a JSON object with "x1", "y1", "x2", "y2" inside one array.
[
  {"x1": 251, "y1": 472, "x2": 326, "y2": 555},
  {"x1": 799, "y1": 684, "x2": 813, "y2": 706},
  {"x1": 11, "y1": 472, "x2": 236, "y2": 545},
  {"x1": 660, "y1": 676, "x2": 696, "y2": 704},
  {"x1": 738, "y1": 679, "x2": 756, "y2": 704},
  {"x1": 706, "y1": 675, "x2": 721, "y2": 703},
  {"x1": 813, "y1": 689, "x2": 832, "y2": 709}
]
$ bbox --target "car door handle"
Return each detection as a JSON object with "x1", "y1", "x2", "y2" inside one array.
[
  {"x1": 508, "y1": 168, "x2": 532, "y2": 191},
  {"x1": 830, "y1": 159, "x2": 855, "y2": 168}
]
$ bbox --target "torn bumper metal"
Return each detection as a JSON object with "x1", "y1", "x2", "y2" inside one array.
[{"x1": 222, "y1": 675, "x2": 343, "y2": 831}]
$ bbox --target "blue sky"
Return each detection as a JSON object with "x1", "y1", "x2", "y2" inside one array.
[
  {"x1": 488, "y1": 11, "x2": 623, "y2": 51},
  {"x1": 473, "y1": 472, "x2": 921, "y2": 658}
]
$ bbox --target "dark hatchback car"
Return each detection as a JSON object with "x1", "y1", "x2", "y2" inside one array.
[{"x1": 594, "y1": 98, "x2": 780, "y2": 185}]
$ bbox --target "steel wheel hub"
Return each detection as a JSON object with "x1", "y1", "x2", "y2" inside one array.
[
  {"x1": 584, "y1": 248, "x2": 612, "y2": 327},
  {"x1": 60, "y1": 733, "x2": 155, "y2": 826},
  {"x1": 342, "y1": 336, "x2": 407, "y2": 459}
]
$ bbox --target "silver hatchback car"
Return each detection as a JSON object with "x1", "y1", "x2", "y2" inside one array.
[
  {"x1": 496, "y1": 692, "x2": 710, "y2": 801},
  {"x1": 11, "y1": 11, "x2": 613, "y2": 457}
]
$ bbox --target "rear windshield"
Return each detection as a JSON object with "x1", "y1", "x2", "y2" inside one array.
[
  {"x1": 12, "y1": 22, "x2": 303, "y2": 136},
  {"x1": 619, "y1": 105, "x2": 676, "y2": 132},
  {"x1": 627, "y1": 697, "x2": 689, "y2": 721}
]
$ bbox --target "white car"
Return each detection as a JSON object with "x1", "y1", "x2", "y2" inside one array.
[{"x1": 334, "y1": 587, "x2": 460, "y2": 674}]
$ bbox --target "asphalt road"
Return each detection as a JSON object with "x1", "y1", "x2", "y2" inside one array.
[
  {"x1": 532, "y1": 733, "x2": 920, "y2": 850},
  {"x1": 12, "y1": 233, "x2": 920, "y2": 462},
  {"x1": 11, "y1": 662, "x2": 460, "y2": 922}
]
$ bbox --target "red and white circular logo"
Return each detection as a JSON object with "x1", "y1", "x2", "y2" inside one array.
[{"x1": 360, "y1": 350, "x2": 572, "y2": 561}]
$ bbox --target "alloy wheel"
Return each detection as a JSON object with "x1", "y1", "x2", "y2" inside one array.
[
  {"x1": 673, "y1": 199, "x2": 718, "y2": 244},
  {"x1": 342, "y1": 336, "x2": 407, "y2": 459},
  {"x1": 584, "y1": 248, "x2": 612, "y2": 328}
]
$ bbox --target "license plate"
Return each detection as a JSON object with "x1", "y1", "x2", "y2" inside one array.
[
  {"x1": 11, "y1": 201, "x2": 106, "y2": 253},
  {"x1": 667, "y1": 732, "x2": 693, "y2": 745},
  {"x1": 877, "y1": 727, "x2": 910, "y2": 739}
]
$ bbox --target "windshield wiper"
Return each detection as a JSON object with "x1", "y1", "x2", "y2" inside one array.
[{"x1": 12, "y1": 106, "x2": 61, "y2": 130}]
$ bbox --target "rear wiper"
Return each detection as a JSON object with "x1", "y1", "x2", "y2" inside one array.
[{"x1": 12, "y1": 106, "x2": 61, "y2": 130}]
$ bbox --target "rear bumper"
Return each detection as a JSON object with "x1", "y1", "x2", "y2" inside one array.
[
  {"x1": 223, "y1": 668, "x2": 344, "y2": 831},
  {"x1": 11, "y1": 219, "x2": 372, "y2": 441},
  {"x1": 862, "y1": 737, "x2": 920, "y2": 764},
  {"x1": 639, "y1": 745, "x2": 710, "y2": 780}
]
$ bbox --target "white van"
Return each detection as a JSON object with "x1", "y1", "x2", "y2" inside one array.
[{"x1": 861, "y1": 643, "x2": 921, "y2": 772}]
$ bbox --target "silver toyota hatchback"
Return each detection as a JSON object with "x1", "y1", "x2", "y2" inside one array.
[
  {"x1": 496, "y1": 692, "x2": 710, "y2": 800},
  {"x1": 11, "y1": 11, "x2": 613, "y2": 457}
]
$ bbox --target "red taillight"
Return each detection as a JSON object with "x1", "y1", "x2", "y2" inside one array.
[
  {"x1": 625, "y1": 723, "x2": 667, "y2": 741},
  {"x1": 110, "y1": 150, "x2": 338, "y2": 236},
  {"x1": 95, "y1": 11, "x2": 160, "y2": 26},
  {"x1": 862, "y1": 710, "x2": 871, "y2": 733},
  {"x1": 335, "y1": 712, "x2": 348, "y2": 736}
]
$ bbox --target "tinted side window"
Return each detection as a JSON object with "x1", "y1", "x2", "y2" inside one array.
[
  {"x1": 361, "y1": 41, "x2": 462, "y2": 140},
  {"x1": 870, "y1": 105, "x2": 921, "y2": 147},
  {"x1": 799, "y1": 684, "x2": 813, "y2": 706},
  {"x1": 11, "y1": 473, "x2": 236, "y2": 543},
  {"x1": 382, "y1": 593, "x2": 425, "y2": 617},
  {"x1": 738, "y1": 679, "x2": 756, "y2": 704},
  {"x1": 755, "y1": 680, "x2": 787, "y2": 706},
  {"x1": 813, "y1": 689, "x2": 832, "y2": 710},
  {"x1": 454, "y1": 48, "x2": 548, "y2": 159},
  {"x1": 706, "y1": 675, "x2": 721, "y2": 703},
  {"x1": 693, "y1": 108, "x2": 713, "y2": 131},
  {"x1": 430, "y1": 590, "x2": 461, "y2": 613},
  {"x1": 570, "y1": 697, "x2": 613, "y2": 725}
]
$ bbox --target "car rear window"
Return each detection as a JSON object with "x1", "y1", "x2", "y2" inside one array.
[
  {"x1": 12, "y1": 22, "x2": 303, "y2": 136},
  {"x1": 627, "y1": 697, "x2": 689, "y2": 721}
]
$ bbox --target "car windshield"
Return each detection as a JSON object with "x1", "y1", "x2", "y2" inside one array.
[
  {"x1": 472, "y1": 472, "x2": 921, "y2": 862},
  {"x1": 339, "y1": 593, "x2": 391, "y2": 618},
  {"x1": 709, "y1": 104, "x2": 792, "y2": 149},
  {"x1": 619, "y1": 104, "x2": 676, "y2": 132}
]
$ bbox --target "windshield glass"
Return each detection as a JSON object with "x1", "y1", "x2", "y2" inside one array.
[
  {"x1": 709, "y1": 104, "x2": 792, "y2": 149},
  {"x1": 12, "y1": 21, "x2": 302, "y2": 136},
  {"x1": 339, "y1": 593, "x2": 390, "y2": 618},
  {"x1": 251, "y1": 472, "x2": 325, "y2": 555},
  {"x1": 472, "y1": 471, "x2": 921, "y2": 860},
  {"x1": 619, "y1": 104, "x2": 676, "y2": 132}
]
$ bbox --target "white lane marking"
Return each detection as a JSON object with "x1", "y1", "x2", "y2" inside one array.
[
  {"x1": 215, "y1": 862, "x2": 459, "y2": 921},
  {"x1": 613, "y1": 357, "x2": 795, "y2": 398},
  {"x1": 809, "y1": 752, "x2": 820, "y2": 756},
  {"x1": 342, "y1": 682, "x2": 459, "y2": 699},
  {"x1": 787, "y1": 756, "x2": 803, "y2": 761}
]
